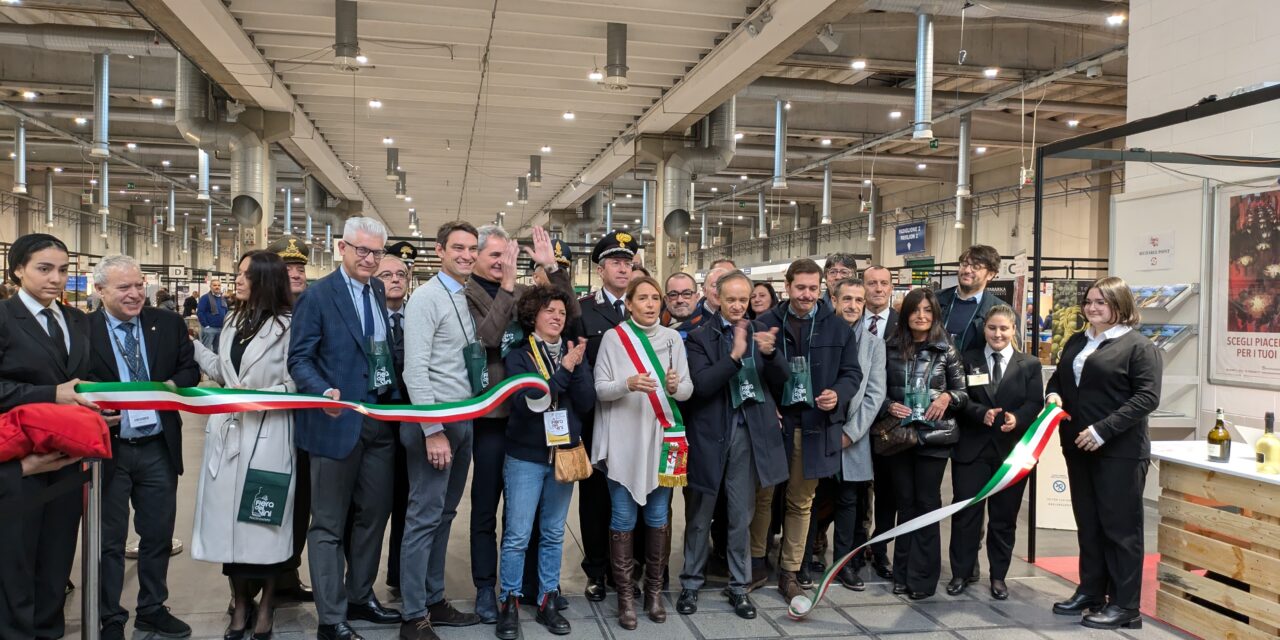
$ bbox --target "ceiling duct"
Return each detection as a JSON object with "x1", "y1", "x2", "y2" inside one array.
[
  {"x1": 395, "y1": 171, "x2": 407, "y2": 199},
  {"x1": 12, "y1": 118, "x2": 26, "y2": 194},
  {"x1": 955, "y1": 112, "x2": 971, "y2": 228},
  {"x1": 913, "y1": 13, "x2": 935, "y2": 140},
  {"x1": 663, "y1": 97, "x2": 737, "y2": 225},
  {"x1": 305, "y1": 175, "x2": 347, "y2": 227},
  {"x1": 92, "y1": 53, "x2": 109, "y2": 158},
  {"x1": 773, "y1": 98, "x2": 787, "y2": 188},
  {"x1": 529, "y1": 155, "x2": 542, "y2": 187},
  {"x1": 167, "y1": 186, "x2": 176, "y2": 232},
  {"x1": 740, "y1": 77, "x2": 1124, "y2": 116},
  {"x1": 197, "y1": 149, "x2": 210, "y2": 200},
  {"x1": 757, "y1": 192, "x2": 767, "y2": 239},
  {"x1": 0, "y1": 24, "x2": 175, "y2": 56},
  {"x1": 283, "y1": 187, "x2": 293, "y2": 232},
  {"x1": 174, "y1": 56, "x2": 268, "y2": 227},
  {"x1": 860, "y1": 0, "x2": 1121, "y2": 25},
  {"x1": 98, "y1": 159, "x2": 110, "y2": 218},
  {"x1": 604, "y1": 23, "x2": 629, "y2": 92},
  {"x1": 517, "y1": 176, "x2": 529, "y2": 204},
  {"x1": 820, "y1": 163, "x2": 832, "y2": 224},
  {"x1": 385, "y1": 147, "x2": 399, "y2": 181},
  {"x1": 333, "y1": 0, "x2": 362, "y2": 72},
  {"x1": 44, "y1": 168, "x2": 54, "y2": 228}
]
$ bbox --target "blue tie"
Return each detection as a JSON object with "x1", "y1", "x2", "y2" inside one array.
[
  {"x1": 117, "y1": 322, "x2": 149, "y2": 383},
  {"x1": 361, "y1": 284, "x2": 375, "y2": 339}
]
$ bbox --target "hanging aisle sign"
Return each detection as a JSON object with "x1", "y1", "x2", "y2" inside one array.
[{"x1": 895, "y1": 221, "x2": 927, "y2": 255}]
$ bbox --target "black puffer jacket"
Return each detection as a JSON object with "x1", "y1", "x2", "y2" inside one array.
[{"x1": 880, "y1": 336, "x2": 968, "y2": 458}]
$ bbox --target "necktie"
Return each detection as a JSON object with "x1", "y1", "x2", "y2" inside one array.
[
  {"x1": 613, "y1": 299, "x2": 625, "y2": 320},
  {"x1": 117, "y1": 322, "x2": 149, "y2": 383},
  {"x1": 391, "y1": 312, "x2": 404, "y2": 350},
  {"x1": 41, "y1": 308, "x2": 68, "y2": 361},
  {"x1": 868, "y1": 314, "x2": 879, "y2": 336},
  {"x1": 361, "y1": 284, "x2": 375, "y2": 339},
  {"x1": 991, "y1": 351, "x2": 1003, "y2": 390}
]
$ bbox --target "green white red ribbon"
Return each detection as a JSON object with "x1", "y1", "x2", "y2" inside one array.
[
  {"x1": 615, "y1": 320, "x2": 688, "y2": 487},
  {"x1": 76, "y1": 373, "x2": 549, "y2": 424},
  {"x1": 788, "y1": 404, "x2": 1068, "y2": 619}
]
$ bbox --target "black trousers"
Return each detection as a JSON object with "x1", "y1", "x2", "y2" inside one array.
[
  {"x1": 849, "y1": 481, "x2": 872, "y2": 570},
  {"x1": 887, "y1": 452, "x2": 948, "y2": 594},
  {"x1": 471, "y1": 417, "x2": 540, "y2": 594},
  {"x1": 803, "y1": 477, "x2": 839, "y2": 565},
  {"x1": 1066, "y1": 454, "x2": 1148, "y2": 610},
  {"x1": 387, "y1": 433, "x2": 409, "y2": 588},
  {"x1": 0, "y1": 463, "x2": 82, "y2": 639},
  {"x1": 869, "y1": 452, "x2": 896, "y2": 564},
  {"x1": 100, "y1": 436, "x2": 178, "y2": 627},
  {"x1": 949, "y1": 447, "x2": 1028, "y2": 581}
]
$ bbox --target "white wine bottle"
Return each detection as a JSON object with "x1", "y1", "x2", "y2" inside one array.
[
  {"x1": 1256, "y1": 412, "x2": 1279, "y2": 474},
  {"x1": 1207, "y1": 408, "x2": 1232, "y2": 463}
]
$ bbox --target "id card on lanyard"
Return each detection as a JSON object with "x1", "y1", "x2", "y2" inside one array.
[
  {"x1": 108, "y1": 324, "x2": 160, "y2": 429},
  {"x1": 441, "y1": 279, "x2": 488, "y2": 395},
  {"x1": 946, "y1": 296, "x2": 981, "y2": 353},
  {"x1": 527, "y1": 336, "x2": 570, "y2": 446}
]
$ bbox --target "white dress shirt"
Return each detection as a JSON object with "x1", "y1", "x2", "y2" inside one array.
[
  {"x1": 861, "y1": 307, "x2": 891, "y2": 339},
  {"x1": 18, "y1": 288, "x2": 70, "y2": 351},
  {"x1": 984, "y1": 342, "x2": 1015, "y2": 388}
]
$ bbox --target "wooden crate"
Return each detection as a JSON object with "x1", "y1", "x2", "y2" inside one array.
[{"x1": 1157, "y1": 461, "x2": 1280, "y2": 639}]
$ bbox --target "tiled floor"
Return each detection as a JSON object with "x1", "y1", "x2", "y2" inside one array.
[{"x1": 59, "y1": 415, "x2": 1195, "y2": 639}]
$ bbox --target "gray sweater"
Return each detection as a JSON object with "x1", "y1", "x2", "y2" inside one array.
[{"x1": 404, "y1": 274, "x2": 477, "y2": 436}]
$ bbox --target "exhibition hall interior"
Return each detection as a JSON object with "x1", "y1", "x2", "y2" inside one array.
[{"x1": 0, "y1": 0, "x2": 1278, "y2": 639}]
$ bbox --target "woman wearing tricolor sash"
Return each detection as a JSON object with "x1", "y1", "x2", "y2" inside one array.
[{"x1": 591, "y1": 276, "x2": 693, "y2": 630}]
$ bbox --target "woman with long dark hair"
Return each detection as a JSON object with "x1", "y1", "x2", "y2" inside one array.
[
  {"x1": 880, "y1": 287, "x2": 967, "y2": 600},
  {"x1": 748, "y1": 281, "x2": 779, "y2": 319},
  {"x1": 191, "y1": 250, "x2": 296, "y2": 639}
]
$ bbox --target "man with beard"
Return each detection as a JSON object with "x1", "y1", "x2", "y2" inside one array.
[
  {"x1": 463, "y1": 225, "x2": 571, "y2": 621},
  {"x1": 936, "y1": 245, "x2": 1005, "y2": 354},
  {"x1": 678, "y1": 268, "x2": 728, "y2": 336},
  {"x1": 662, "y1": 272, "x2": 700, "y2": 331}
]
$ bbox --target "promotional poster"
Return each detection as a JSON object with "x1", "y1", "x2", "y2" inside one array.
[{"x1": 1212, "y1": 187, "x2": 1280, "y2": 389}]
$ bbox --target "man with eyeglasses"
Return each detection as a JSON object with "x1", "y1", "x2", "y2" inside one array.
[
  {"x1": 936, "y1": 245, "x2": 1006, "y2": 354},
  {"x1": 289, "y1": 217, "x2": 403, "y2": 640},
  {"x1": 374, "y1": 244, "x2": 414, "y2": 596},
  {"x1": 821, "y1": 254, "x2": 858, "y2": 311},
  {"x1": 662, "y1": 272, "x2": 701, "y2": 335},
  {"x1": 677, "y1": 267, "x2": 729, "y2": 338}
]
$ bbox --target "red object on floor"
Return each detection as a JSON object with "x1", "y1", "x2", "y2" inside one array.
[{"x1": 1032, "y1": 553, "x2": 1162, "y2": 617}]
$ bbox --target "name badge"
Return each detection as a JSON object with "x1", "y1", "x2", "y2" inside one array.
[
  {"x1": 544, "y1": 410, "x2": 570, "y2": 446},
  {"x1": 967, "y1": 373, "x2": 990, "y2": 387},
  {"x1": 127, "y1": 409, "x2": 159, "y2": 428}
]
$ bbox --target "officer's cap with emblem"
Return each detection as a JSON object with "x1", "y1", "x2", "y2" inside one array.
[
  {"x1": 386, "y1": 241, "x2": 419, "y2": 268},
  {"x1": 267, "y1": 234, "x2": 310, "y2": 266},
  {"x1": 590, "y1": 231, "x2": 640, "y2": 264},
  {"x1": 552, "y1": 238, "x2": 573, "y2": 267}
]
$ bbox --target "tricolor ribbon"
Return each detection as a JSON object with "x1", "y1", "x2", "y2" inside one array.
[
  {"x1": 788, "y1": 404, "x2": 1069, "y2": 619},
  {"x1": 75, "y1": 373, "x2": 550, "y2": 424},
  {"x1": 615, "y1": 320, "x2": 688, "y2": 487}
]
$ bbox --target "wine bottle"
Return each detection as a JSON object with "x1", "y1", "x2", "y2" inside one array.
[
  {"x1": 1256, "y1": 412, "x2": 1280, "y2": 474},
  {"x1": 1207, "y1": 408, "x2": 1232, "y2": 463}
]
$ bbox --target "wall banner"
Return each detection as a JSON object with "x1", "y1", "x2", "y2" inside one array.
[{"x1": 1210, "y1": 186, "x2": 1280, "y2": 390}]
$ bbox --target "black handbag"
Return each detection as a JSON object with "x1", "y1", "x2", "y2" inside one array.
[
  {"x1": 916, "y1": 416, "x2": 960, "y2": 446},
  {"x1": 870, "y1": 413, "x2": 918, "y2": 456}
]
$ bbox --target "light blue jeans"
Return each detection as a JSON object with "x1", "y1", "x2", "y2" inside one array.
[
  {"x1": 499, "y1": 455, "x2": 574, "y2": 600},
  {"x1": 607, "y1": 478, "x2": 672, "y2": 531}
]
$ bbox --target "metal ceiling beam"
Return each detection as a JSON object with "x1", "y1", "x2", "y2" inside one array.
[
  {"x1": 1051, "y1": 148, "x2": 1280, "y2": 168},
  {"x1": 780, "y1": 53, "x2": 1128, "y2": 87}
]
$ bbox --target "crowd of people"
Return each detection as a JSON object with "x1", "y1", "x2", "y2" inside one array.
[{"x1": 0, "y1": 221, "x2": 1161, "y2": 640}]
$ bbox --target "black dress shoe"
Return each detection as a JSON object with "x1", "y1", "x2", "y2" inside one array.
[
  {"x1": 908, "y1": 591, "x2": 934, "y2": 601},
  {"x1": 280, "y1": 582, "x2": 314, "y2": 603},
  {"x1": 1052, "y1": 592, "x2": 1106, "y2": 615},
  {"x1": 837, "y1": 566, "x2": 865, "y2": 591},
  {"x1": 135, "y1": 606, "x2": 192, "y2": 637},
  {"x1": 101, "y1": 620, "x2": 126, "y2": 640},
  {"x1": 535, "y1": 596, "x2": 572, "y2": 636},
  {"x1": 676, "y1": 588, "x2": 699, "y2": 614},
  {"x1": 348, "y1": 598, "x2": 402, "y2": 625},
  {"x1": 495, "y1": 597, "x2": 519, "y2": 640},
  {"x1": 727, "y1": 592, "x2": 757, "y2": 620},
  {"x1": 584, "y1": 575, "x2": 607, "y2": 602},
  {"x1": 946, "y1": 576, "x2": 978, "y2": 596},
  {"x1": 796, "y1": 563, "x2": 814, "y2": 588},
  {"x1": 892, "y1": 583, "x2": 908, "y2": 595},
  {"x1": 317, "y1": 622, "x2": 364, "y2": 640},
  {"x1": 990, "y1": 579, "x2": 1008, "y2": 600},
  {"x1": 1082, "y1": 604, "x2": 1142, "y2": 629},
  {"x1": 427, "y1": 599, "x2": 482, "y2": 627},
  {"x1": 871, "y1": 556, "x2": 893, "y2": 580}
]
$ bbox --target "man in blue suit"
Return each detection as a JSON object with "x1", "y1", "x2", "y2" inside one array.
[{"x1": 289, "y1": 217, "x2": 403, "y2": 640}]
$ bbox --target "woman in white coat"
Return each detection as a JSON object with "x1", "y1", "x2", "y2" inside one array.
[{"x1": 191, "y1": 250, "x2": 296, "y2": 640}]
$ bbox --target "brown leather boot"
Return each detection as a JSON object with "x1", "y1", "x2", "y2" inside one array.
[
  {"x1": 778, "y1": 570, "x2": 805, "y2": 604},
  {"x1": 609, "y1": 530, "x2": 638, "y2": 630},
  {"x1": 644, "y1": 524, "x2": 671, "y2": 623}
]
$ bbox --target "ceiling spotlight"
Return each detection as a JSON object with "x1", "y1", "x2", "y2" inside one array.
[
  {"x1": 144, "y1": 198, "x2": 151, "y2": 203},
  {"x1": 126, "y1": 142, "x2": 137, "y2": 150},
  {"x1": 588, "y1": 68, "x2": 604, "y2": 81},
  {"x1": 293, "y1": 197, "x2": 302, "y2": 203},
  {"x1": 382, "y1": 137, "x2": 394, "y2": 144},
  {"x1": 118, "y1": 189, "x2": 126, "y2": 194},
  {"x1": 74, "y1": 117, "x2": 88, "y2": 125},
  {"x1": 740, "y1": 175, "x2": 748, "y2": 181},
  {"x1": 888, "y1": 110, "x2": 902, "y2": 119},
  {"x1": 820, "y1": 138, "x2": 832, "y2": 146},
  {"x1": 625, "y1": 193, "x2": 632, "y2": 198},
  {"x1": 863, "y1": 178, "x2": 872, "y2": 185},
  {"x1": 53, "y1": 167, "x2": 63, "y2": 173},
  {"x1": 562, "y1": 110, "x2": 575, "y2": 120},
  {"x1": 815, "y1": 23, "x2": 842, "y2": 53},
  {"x1": 717, "y1": 221, "x2": 722, "y2": 226},
  {"x1": 404, "y1": 196, "x2": 413, "y2": 202},
  {"x1": 90, "y1": 178, "x2": 98, "y2": 185},
  {"x1": 633, "y1": 218, "x2": 640, "y2": 224},
  {"x1": 975, "y1": 146, "x2": 987, "y2": 154},
  {"x1": 851, "y1": 59, "x2": 867, "y2": 70},
  {"x1": 355, "y1": 54, "x2": 369, "y2": 65},
  {"x1": 150, "y1": 97, "x2": 165, "y2": 106},
  {"x1": 789, "y1": 200, "x2": 797, "y2": 206},
  {"x1": 1106, "y1": 13, "x2": 1126, "y2": 26},
  {"x1": 161, "y1": 160, "x2": 171, "y2": 167},
  {"x1": 21, "y1": 90, "x2": 37, "y2": 100},
  {"x1": 506, "y1": 201, "x2": 514, "y2": 206},
  {"x1": 1067, "y1": 119, "x2": 1080, "y2": 128},
  {"x1": 983, "y1": 67, "x2": 999, "y2": 78},
  {"x1": 188, "y1": 173, "x2": 196, "y2": 179},
  {"x1": 916, "y1": 163, "x2": 927, "y2": 170},
  {"x1": 368, "y1": 98, "x2": 383, "y2": 109},
  {"x1": 212, "y1": 185, "x2": 220, "y2": 191},
  {"x1": 541, "y1": 145, "x2": 552, "y2": 153},
  {"x1": 784, "y1": 101, "x2": 792, "y2": 110},
  {"x1": 710, "y1": 187, "x2": 718, "y2": 192}
]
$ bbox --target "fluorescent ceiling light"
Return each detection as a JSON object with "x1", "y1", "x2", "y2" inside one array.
[
  {"x1": 21, "y1": 90, "x2": 38, "y2": 99},
  {"x1": 888, "y1": 110, "x2": 902, "y2": 119},
  {"x1": 1107, "y1": 13, "x2": 1126, "y2": 26},
  {"x1": 189, "y1": 174, "x2": 196, "y2": 179},
  {"x1": 983, "y1": 67, "x2": 999, "y2": 78},
  {"x1": 625, "y1": 193, "x2": 632, "y2": 198},
  {"x1": 355, "y1": 54, "x2": 368, "y2": 65},
  {"x1": 820, "y1": 138, "x2": 832, "y2": 146},
  {"x1": 562, "y1": 110, "x2": 575, "y2": 120},
  {"x1": 710, "y1": 187, "x2": 718, "y2": 192},
  {"x1": 541, "y1": 145, "x2": 552, "y2": 153},
  {"x1": 976, "y1": 146, "x2": 987, "y2": 154},
  {"x1": 588, "y1": 68, "x2": 603, "y2": 81},
  {"x1": 740, "y1": 175, "x2": 748, "y2": 181},
  {"x1": 507, "y1": 201, "x2": 514, "y2": 206},
  {"x1": 74, "y1": 117, "x2": 87, "y2": 125},
  {"x1": 150, "y1": 97, "x2": 165, "y2": 106},
  {"x1": 126, "y1": 142, "x2": 138, "y2": 150},
  {"x1": 789, "y1": 200, "x2": 797, "y2": 205},
  {"x1": 1067, "y1": 119, "x2": 1080, "y2": 128},
  {"x1": 368, "y1": 98, "x2": 382, "y2": 108},
  {"x1": 916, "y1": 163, "x2": 927, "y2": 170},
  {"x1": 161, "y1": 160, "x2": 171, "y2": 166},
  {"x1": 734, "y1": 132, "x2": 744, "y2": 140},
  {"x1": 382, "y1": 137, "x2": 394, "y2": 144},
  {"x1": 863, "y1": 179, "x2": 872, "y2": 185},
  {"x1": 53, "y1": 167, "x2": 63, "y2": 173},
  {"x1": 851, "y1": 59, "x2": 867, "y2": 70}
]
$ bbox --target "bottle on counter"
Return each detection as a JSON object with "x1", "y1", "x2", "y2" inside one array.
[
  {"x1": 1256, "y1": 412, "x2": 1279, "y2": 474},
  {"x1": 1207, "y1": 408, "x2": 1232, "y2": 463}
]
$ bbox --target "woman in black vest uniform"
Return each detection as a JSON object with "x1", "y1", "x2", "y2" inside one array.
[
  {"x1": 880, "y1": 287, "x2": 967, "y2": 600},
  {"x1": 0, "y1": 234, "x2": 97, "y2": 639},
  {"x1": 948, "y1": 304, "x2": 1043, "y2": 600},
  {"x1": 1045, "y1": 277, "x2": 1160, "y2": 630}
]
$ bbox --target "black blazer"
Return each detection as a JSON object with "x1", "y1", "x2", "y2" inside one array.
[
  {"x1": 1046, "y1": 329, "x2": 1162, "y2": 460},
  {"x1": 0, "y1": 295, "x2": 91, "y2": 410},
  {"x1": 502, "y1": 340, "x2": 596, "y2": 464},
  {"x1": 957, "y1": 348, "x2": 1045, "y2": 464},
  {"x1": 88, "y1": 307, "x2": 200, "y2": 476},
  {"x1": 570, "y1": 289, "x2": 626, "y2": 369},
  {"x1": 935, "y1": 287, "x2": 1006, "y2": 354}
]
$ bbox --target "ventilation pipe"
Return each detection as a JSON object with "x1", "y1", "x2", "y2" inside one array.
[
  {"x1": 395, "y1": 171, "x2": 406, "y2": 199},
  {"x1": 98, "y1": 159, "x2": 110, "y2": 218},
  {"x1": 385, "y1": 147, "x2": 399, "y2": 181},
  {"x1": 739, "y1": 77, "x2": 1124, "y2": 116},
  {"x1": 44, "y1": 168, "x2": 54, "y2": 227},
  {"x1": 640, "y1": 180, "x2": 650, "y2": 238},
  {"x1": 820, "y1": 163, "x2": 833, "y2": 225},
  {"x1": 166, "y1": 186, "x2": 176, "y2": 231},
  {"x1": 174, "y1": 57, "x2": 268, "y2": 227},
  {"x1": 92, "y1": 53, "x2": 110, "y2": 158},
  {"x1": 212, "y1": 226, "x2": 219, "y2": 260},
  {"x1": 517, "y1": 176, "x2": 529, "y2": 204},
  {"x1": 529, "y1": 155, "x2": 542, "y2": 187},
  {"x1": 305, "y1": 175, "x2": 348, "y2": 229},
  {"x1": 283, "y1": 187, "x2": 293, "y2": 232},
  {"x1": 0, "y1": 24, "x2": 175, "y2": 56},
  {"x1": 604, "y1": 23, "x2": 629, "y2": 91},
  {"x1": 605, "y1": 194, "x2": 614, "y2": 232},
  {"x1": 867, "y1": 183, "x2": 879, "y2": 241},
  {"x1": 305, "y1": 209, "x2": 313, "y2": 241},
  {"x1": 12, "y1": 118, "x2": 26, "y2": 194},
  {"x1": 912, "y1": 13, "x2": 935, "y2": 140},
  {"x1": 700, "y1": 191, "x2": 708, "y2": 249},
  {"x1": 757, "y1": 192, "x2": 767, "y2": 239},
  {"x1": 181, "y1": 212, "x2": 189, "y2": 254},
  {"x1": 327, "y1": 224, "x2": 336, "y2": 254},
  {"x1": 955, "y1": 112, "x2": 971, "y2": 229},
  {"x1": 333, "y1": 0, "x2": 361, "y2": 71},
  {"x1": 196, "y1": 149, "x2": 209, "y2": 200},
  {"x1": 664, "y1": 97, "x2": 737, "y2": 225},
  {"x1": 773, "y1": 98, "x2": 787, "y2": 188},
  {"x1": 205, "y1": 200, "x2": 213, "y2": 238},
  {"x1": 152, "y1": 212, "x2": 159, "y2": 247}
]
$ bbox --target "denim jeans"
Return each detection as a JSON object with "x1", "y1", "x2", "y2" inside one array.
[
  {"x1": 499, "y1": 456, "x2": 574, "y2": 600},
  {"x1": 607, "y1": 478, "x2": 671, "y2": 531}
]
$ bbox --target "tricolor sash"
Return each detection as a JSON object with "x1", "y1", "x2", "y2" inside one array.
[{"x1": 614, "y1": 320, "x2": 688, "y2": 487}]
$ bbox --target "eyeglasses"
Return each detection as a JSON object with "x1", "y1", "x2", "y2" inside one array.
[
  {"x1": 666, "y1": 290, "x2": 697, "y2": 300},
  {"x1": 958, "y1": 260, "x2": 989, "y2": 271},
  {"x1": 826, "y1": 268, "x2": 854, "y2": 278},
  {"x1": 378, "y1": 270, "x2": 408, "y2": 280},
  {"x1": 344, "y1": 242, "x2": 387, "y2": 261}
]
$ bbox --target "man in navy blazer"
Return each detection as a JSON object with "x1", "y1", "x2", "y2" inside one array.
[{"x1": 289, "y1": 217, "x2": 403, "y2": 640}]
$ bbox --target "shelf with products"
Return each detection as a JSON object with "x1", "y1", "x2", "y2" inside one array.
[
  {"x1": 1131, "y1": 283, "x2": 1199, "y2": 313},
  {"x1": 1137, "y1": 323, "x2": 1198, "y2": 354}
]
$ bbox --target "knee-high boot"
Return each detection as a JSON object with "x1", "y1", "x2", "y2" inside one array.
[
  {"x1": 644, "y1": 524, "x2": 671, "y2": 623},
  {"x1": 610, "y1": 530, "x2": 638, "y2": 630}
]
